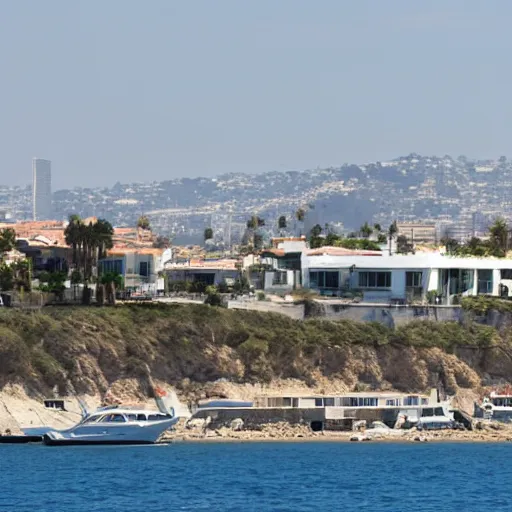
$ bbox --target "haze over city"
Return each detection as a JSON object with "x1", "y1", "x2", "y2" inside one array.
[{"x1": 1, "y1": 0, "x2": 512, "y2": 188}]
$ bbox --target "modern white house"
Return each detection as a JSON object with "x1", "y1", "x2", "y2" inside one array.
[
  {"x1": 301, "y1": 251, "x2": 512, "y2": 304},
  {"x1": 99, "y1": 248, "x2": 172, "y2": 294}
]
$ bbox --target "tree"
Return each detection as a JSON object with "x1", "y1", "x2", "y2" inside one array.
[
  {"x1": 396, "y1": 235, "x2": 414, "y2": 254},
  {"x1": 204, "y1": 227, "x2": 214, "y2": 241},
  {"x1": 64, "y1": 215, "x2": 114, "y2": 304},
  {"x1": 153, "y1": 235, "x2": 170, "y2": 249},
  {"x1": 101, "y1": 272, "x2": 123, "y2": 305},
  {"x1": 65, "y1": 214, "x2": 82, "y2": 269},
  {"x1": 11, "y1": 260, "x2": 31, "y2": 292},
  {"x1": 295, "y1": 208, "x2": 306, "y2": 236},
  {"x1": 441, "y1": 237, "x2": 460, "y2": 255},
  {"x1": 310, "y1": 224, "x2": 323, "y2": 238},
  {"x1": 246, "y1": 215, "x2": 265, "y2": 230},
  {"x1": 373, "y1": 223, "x2": 382, "y2": 233},
  {"x1": 489, "y1": 217, "x2": 509, "y2": 257},
  {"x1": 204, "y1": 285, "x2": 222, "y2": 307},
  {"x1": 137, "y1": 215, "x2": 151, "y2": 231},
  {"x1": 0, "y1": 228, "x2": 16, "y2": 256},
  {"x1": 360, "y1": 222, "x2": 373, "y2": 238},
  {"x1": 253, "y1": 233, "x2": 264, "y2": 251},
  {"x1": 0, "y1": 263, "x2": 13, "y2": 291},
  {"x1": 39, "y1": 271, "x2": 67, "y2": 301},
  {"x1": 388, "y1": 221, "x2": 398, "y2": 255},
  {"x1": 70, "y1": 269, "x2": 82, "y2": 301},
  {"x1": 377, "y1": 234, "x2": 387, "y2": 244},
  {"x1": 278, "y1": 216, "x2": 287, "y2": 231}
]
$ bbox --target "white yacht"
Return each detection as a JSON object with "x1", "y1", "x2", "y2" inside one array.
[
  {"x1": 474, "y1": 389, "x2": 512, "y2": 422},
  {"x1": 41, "y1": 405, "x2": 178, "y2": 445},
  {"x1": 22, "y1": 386, "x2": 184, "y2": 445}
]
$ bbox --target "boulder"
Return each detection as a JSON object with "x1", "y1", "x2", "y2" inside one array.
[{"x1": 230, "y1": 418, "x2": 244, "y2": 431}]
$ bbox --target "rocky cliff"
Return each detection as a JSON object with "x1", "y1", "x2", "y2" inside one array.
[{"x1": 1, "y1": 302, "x2": 512, "y2": 409}]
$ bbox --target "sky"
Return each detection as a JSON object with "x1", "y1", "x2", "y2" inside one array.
[{"x1": 1, "y1": 0, "x2": 512, "y2": 189}]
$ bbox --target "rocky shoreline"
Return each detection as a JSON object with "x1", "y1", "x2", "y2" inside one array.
[{"x1": 160, "y1": 419, "x2": 512, "y2": 444}]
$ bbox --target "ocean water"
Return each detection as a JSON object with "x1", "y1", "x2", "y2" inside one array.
[{"x1": 0, "y1": 442, "x2": 511, "y2": 511}]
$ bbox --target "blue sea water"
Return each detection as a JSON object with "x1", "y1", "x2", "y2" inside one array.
[{"x1": 0, "y1": 442, "x2": 511, "y2": 511}]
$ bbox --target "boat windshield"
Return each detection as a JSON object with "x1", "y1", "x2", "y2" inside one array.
[
  {"x1": 148, "y1": 414, "x2": 167, "y2": 421},
  {"x1": 97, "y1": 413, "x2": 127, "y2": 423}
]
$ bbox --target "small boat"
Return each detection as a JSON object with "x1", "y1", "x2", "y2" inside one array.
[{"x1": 36, "y1": 387, "x2": 181, "y2": 446}]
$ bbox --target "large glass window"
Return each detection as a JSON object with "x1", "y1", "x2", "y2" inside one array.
[
  {"x1": 309, "y1": 271, "x2": 339, "y2": 289},
  {"x1": 406, "y1": 271, "x2": 422, "y2": 287},
  {"x1": 478, "y1": 269, "x2": 493, "y2": 294},
  {"x1": 358, "y1": 271, "x2": 391, "y2": 288},
  {"x1": 100, "y1": 259, "x2": 124, "y2": 275},
  {"x1": 139, "y1": 261, "x2": 150, "y2": 277}
]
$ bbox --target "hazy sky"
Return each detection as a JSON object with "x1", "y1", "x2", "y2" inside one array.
[{"x1": 1, "y1": 0, "x2": 511, "y2": 189}]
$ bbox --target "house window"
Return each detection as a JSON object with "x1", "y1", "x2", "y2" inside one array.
[
  {"x1": 406, "y1": 271, "x2": 422, "y2": 287},
  {"x1": 403, "y1": 396, "x2": 419, "y2": 406},
  {"x1": 502, "y1": 269, "x2": 512, "y2": 280},
  {"x1": 358, "y1": 271, "x2": 391, "y2": 288},
  {"x1": 478, "y1": 269, "x2": 493, "y2": 294},
  {"x1": 272, "y1": 271, "x2": 288, "y2": 286},
  {"x1": 100, "y1": 259, "x2": 124, "y2": 275},
  {"x1": 309, "y1": 271, "x2": 339, "y2": 289},
  {"x1": 139, "y1": 261, "x2": 150, "y2": 277}
]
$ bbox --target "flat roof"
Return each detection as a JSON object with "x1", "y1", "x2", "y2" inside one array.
[{"x1": 303, "y1": 253, "x2": 512, "y2": 270}]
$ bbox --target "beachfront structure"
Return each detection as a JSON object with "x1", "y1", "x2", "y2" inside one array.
[
  {"x1": 301, "y1": 252, "x2": 512, "y2": 304},
  {"x1": 99, "y1": 248, "x2": 172, "y2": 294},
  {"x1": 165, "y1": 258, "x2": 240, "y2": 287},
  {"x1": 254, "y1": 391, "x2": 433, "y2": 409}
]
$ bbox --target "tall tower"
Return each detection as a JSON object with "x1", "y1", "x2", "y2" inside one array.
[{"x1": 32, "y1": 158, "x2": 52, "y2": 220}]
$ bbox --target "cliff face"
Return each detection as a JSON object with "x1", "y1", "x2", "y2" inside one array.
[{"x1": 0, "y1": 303, "x2": 511, "y2": 403}]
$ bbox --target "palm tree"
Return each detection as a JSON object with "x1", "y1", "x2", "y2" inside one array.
[
  {"x1": 388, "y1": 220, "x2": 398, "y2": 255},
  {"x1": 360, "y1": 222, "x2": 373, "y2": 238},
  {"x1": 64, "y1": 215, "x2": 82, "y2": 269},
  {"x1": 204, "y1": 227, "x2": 214, "y2": 241},
  {"x1": 64, "y1": 215, "x2": 114, "y2": 304},
  {"x1": 489, "y1": 217, "x2": 509, "y2": 256},
  {"x1": 278, "y1": 216, "x2": 287, "y2": 231},
  {"x1": 295, "y1": 208, "x2": 306, "y2": 236}
]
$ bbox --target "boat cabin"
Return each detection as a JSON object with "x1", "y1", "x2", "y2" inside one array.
[{"x1": 82, "y1": 411, "x2": 169, "y2": 424}]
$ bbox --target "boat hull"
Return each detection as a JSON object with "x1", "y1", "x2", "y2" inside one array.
[
  {"x1": 42, "y1": 417, "x2": 178, "y2": 446},
  {"x1": 43, "y1": 436, "x2": 154, "y2": 446}
]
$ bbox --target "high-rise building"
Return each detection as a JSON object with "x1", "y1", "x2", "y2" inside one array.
[{"x1": 32, "y1": 158, "x2": 52, "y2": 220}]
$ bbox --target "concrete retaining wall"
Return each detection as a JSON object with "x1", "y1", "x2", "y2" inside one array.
[
  {"x1": 227, "y1": 301, "x2": 305, "y2": 320},
  {"x1": 309, "y1": 302, "x2": 461, "y2": 328}
]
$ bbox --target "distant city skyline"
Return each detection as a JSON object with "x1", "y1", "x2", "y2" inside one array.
[
  {"x1": 32, "y1": 158, "x2": 52, "y2": 220},
  {"x1": 1, "y1": 1, "x2": 512, "y2": 188}
]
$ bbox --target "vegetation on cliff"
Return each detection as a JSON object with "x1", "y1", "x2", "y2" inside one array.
[{"x1": 1, "y1": 303, "x2": 512, "y2": 398}]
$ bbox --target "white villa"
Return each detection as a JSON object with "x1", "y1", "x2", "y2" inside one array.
[{"x1": 301, "y1": 251, "x2": 512, "y2": 304}]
